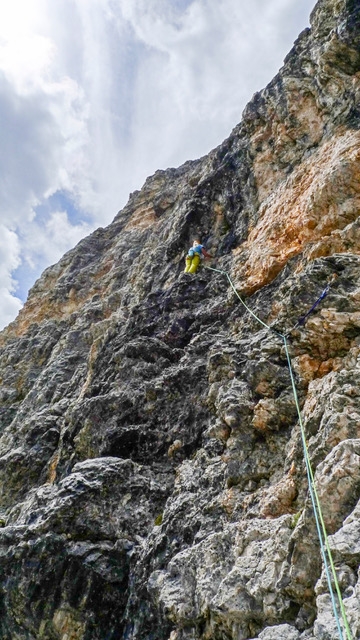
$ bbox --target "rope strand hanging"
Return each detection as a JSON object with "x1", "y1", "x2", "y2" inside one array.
[{"x1": 205, "y1": 265, "x2": 353, "y2": 640}]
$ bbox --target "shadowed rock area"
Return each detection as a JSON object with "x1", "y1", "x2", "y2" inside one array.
[{"x1": 1, "y1": 0, "x2": 360, "y2": 638}]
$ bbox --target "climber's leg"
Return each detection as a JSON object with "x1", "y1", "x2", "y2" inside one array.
[
  {"x1": 188, "y1": 254, "x2": 201, "y2": 273},
  {"x1": 184, "y1": 256, "x2": 192, "y2": 273}
]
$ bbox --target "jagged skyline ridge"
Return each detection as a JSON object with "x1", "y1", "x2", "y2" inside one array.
[{"x1": 0, "y1": 0, "x2": 314, "y2": 330}]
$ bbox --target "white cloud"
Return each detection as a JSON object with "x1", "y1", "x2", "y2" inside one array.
[
  {"x1": 0, "y1": 225, "x2": 21, "y2": 280},
  {"x1": 0, "y1": 0, "x2": 315, "y2": 331},
  {"x1": 23, "y1": 211, "x2": 92, "y2": 268},
  {"x1": 0, "y1": 289, "x2": 23, "y2": 328},
  {"x1": 0, "y1": 226, "x2": 23, "y2": 327},
  {"x1": 93, "y1": 0, "x2": 316, "y2": 190},
  {"x1": 0, "y1": 0, "x2": 93, "y2": 329}
]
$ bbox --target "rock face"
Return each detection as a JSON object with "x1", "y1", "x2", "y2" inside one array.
[{"x1": 1, "y1": 0, "x2": 360, "y2": 638}]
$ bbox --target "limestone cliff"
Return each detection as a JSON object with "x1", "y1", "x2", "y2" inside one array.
[{"x1": 1, "y1": 0, "x2": 360, "y2": 638}]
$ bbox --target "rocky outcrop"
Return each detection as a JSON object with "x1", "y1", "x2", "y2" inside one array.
[{"x1": 0, "y1": 0, "x2": 360, "y2": 638}]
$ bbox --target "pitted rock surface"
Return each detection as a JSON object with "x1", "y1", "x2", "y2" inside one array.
[{"x1": 1, "y1": 1, "x2": 360, "y2": 638}]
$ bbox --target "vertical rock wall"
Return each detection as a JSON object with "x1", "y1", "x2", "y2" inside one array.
[{"x1": 0, "y1": 0, "x2": 360, "y2": 638}]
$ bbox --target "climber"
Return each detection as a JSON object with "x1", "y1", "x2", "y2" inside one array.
[{"x1": 184, "y1": 240, "x2": 212, "y2": 274}]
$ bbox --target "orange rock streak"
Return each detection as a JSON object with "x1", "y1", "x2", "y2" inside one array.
[{"x1": 233, "y1": 129, "x2": 360, "y2": 294}]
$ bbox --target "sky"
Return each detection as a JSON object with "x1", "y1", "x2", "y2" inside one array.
[{"x1": 0, "y1": 0, "x2": 316, "y2": 330}]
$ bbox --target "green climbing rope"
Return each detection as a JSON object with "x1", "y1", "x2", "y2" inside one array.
[{"x1": 205, "y1": 265, "x2": 353, "y2": 640}]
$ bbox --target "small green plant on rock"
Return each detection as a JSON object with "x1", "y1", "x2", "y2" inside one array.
[{"x1": 290, "y1": 510, "x2": 302, "y2": 529}]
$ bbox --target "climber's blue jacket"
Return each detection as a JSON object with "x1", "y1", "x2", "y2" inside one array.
[{"x1": 188, "y1": 244, "x2": 204, "y2": 258}]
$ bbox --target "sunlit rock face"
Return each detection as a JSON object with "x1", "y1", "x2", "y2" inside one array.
[{"x1": 1, "y1": 0, "x2": 360, "y2": 638}]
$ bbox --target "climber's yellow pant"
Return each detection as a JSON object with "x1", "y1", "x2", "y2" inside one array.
[{"x1": 184, "y1": 254, "x2": 201, "y2": 274}]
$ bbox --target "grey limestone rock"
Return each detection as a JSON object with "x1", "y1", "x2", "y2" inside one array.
[
  {"x1": 254, "y1": 623, "x2": 300, "y2": 640},
  {"x1": 1, "y1": 0, "x2": 360, "y2": 638}
]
